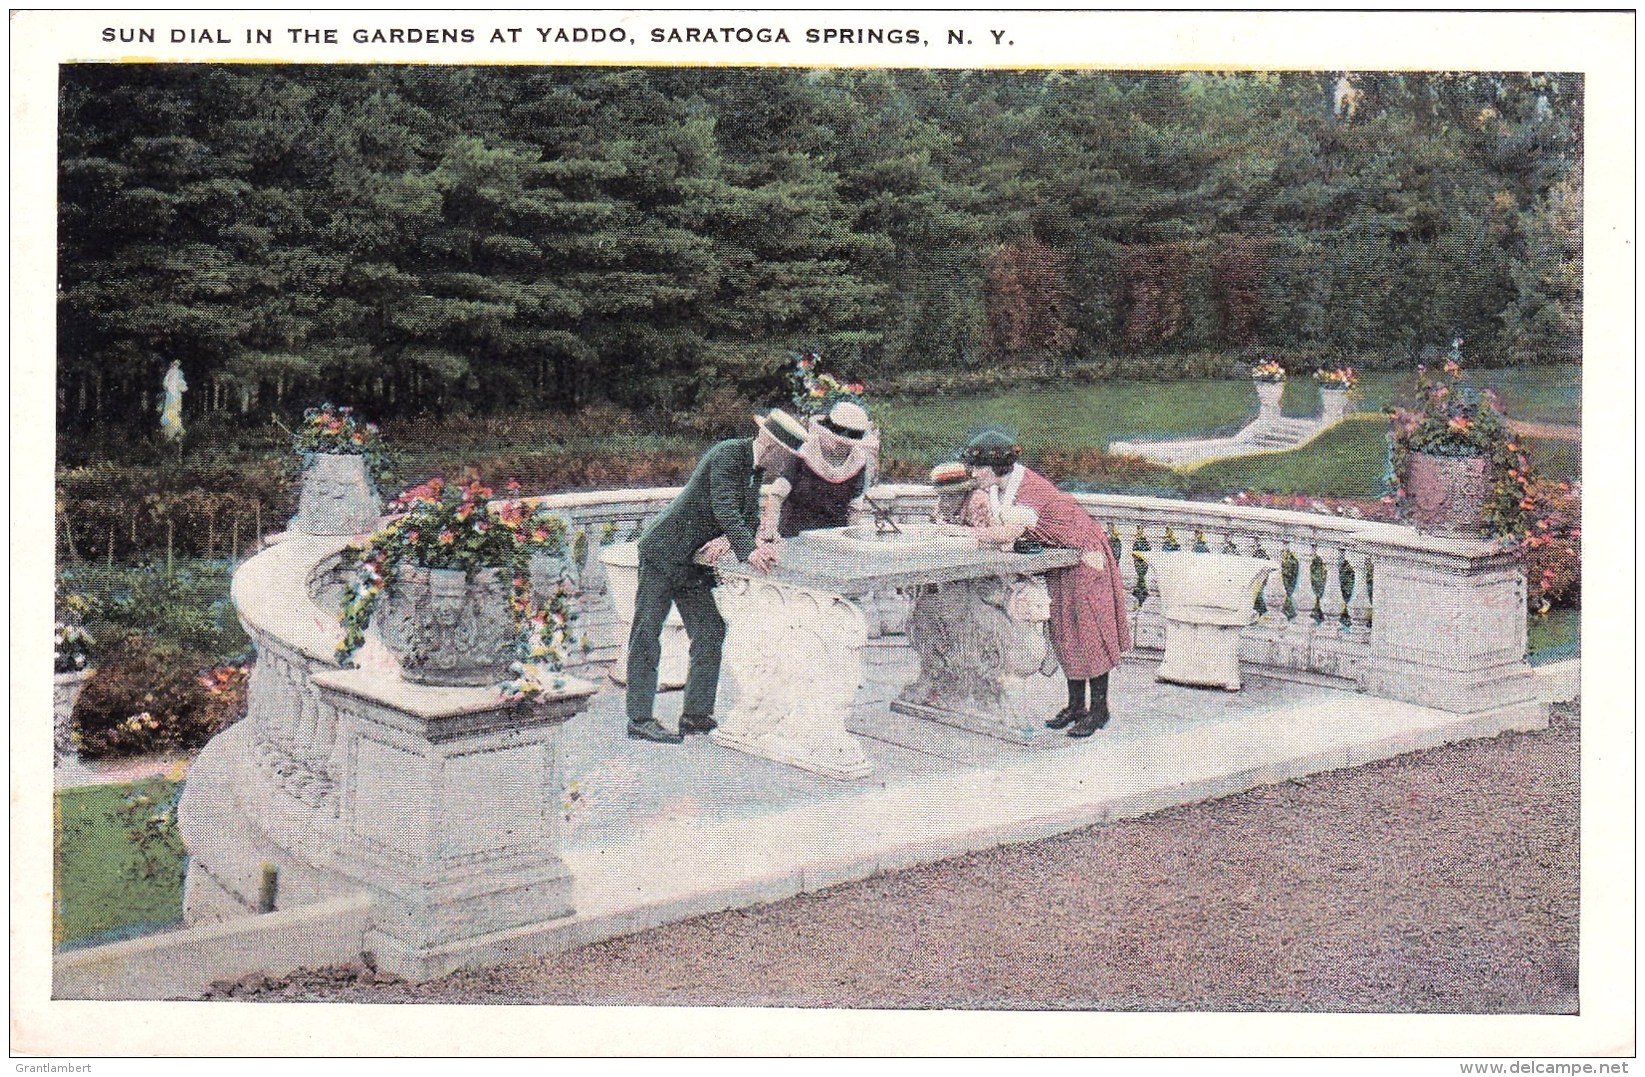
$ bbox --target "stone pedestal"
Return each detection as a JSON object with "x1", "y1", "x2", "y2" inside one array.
[
  {"x1": 599, "y1": 542, "x2": 688, "y2": 689},
  {"x1": 53, "y1": 668, "x2": 90, "y2": 766},
  {"x1": 892, "y1": 577, "x2": 1063, "y2": 746},
  {"x1": 1149, "y1": 553, "x2": 1276, "y2": 691},
  {"x1": 294, "y1": 452, "x2": 381, "y2": 536},
  {"x1": 1357, "y1": 535, "x2": 1539, "y2": 716},
  {"x1": 1254, "y1": 379, "x2": 1285, "y2": 422},
  {"x1": 313, "y1": 669, "x2": 596, "y2": 981},
  {"x1": 710, "y1": 574, "x2": 872, "y2": 780},
  {"x1": 1319, "y1": 386, "x2": 1351, "y2": 426}
]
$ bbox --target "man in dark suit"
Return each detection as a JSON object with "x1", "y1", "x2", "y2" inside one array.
[{"x1": 624, "y1": 409, "x2": 809, "y2": 743}]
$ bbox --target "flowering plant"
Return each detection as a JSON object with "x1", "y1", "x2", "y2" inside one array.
[
  {"x1": 335, "y1": 477, "x2": 574, "y2": 673},
  {"x1": 1486, "y1": 441, "x2": 1582, "y2": 614},
  {"x1": 1385, "y1": 341, "x2": 1507, "y2": 462},
  {"x1": 790, "y1": 351, "x2": 868, "y2": 416},
  {"x1": 1314, "y1": 366, "x2": 1359, "y2": 390},
  {"x1": 54, "y1": 622, "x2": 95, "y2": 674},
  {"x1": 294, "y1": 402, "x2": 381, "y2": 456},
  {"x1": 1250, "y1": 360, "x2": 1288, "y2": 383}
]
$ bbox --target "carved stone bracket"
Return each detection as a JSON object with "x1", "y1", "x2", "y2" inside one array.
[
  {"x1": 710, "y1": 575, "x2": 873, "y2": 780},
  {"x1": 892, "y1": 576, "x2": 1063, "y2": 746}
]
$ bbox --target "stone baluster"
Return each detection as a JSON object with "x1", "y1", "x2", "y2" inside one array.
[
  {"x1": 1292, "y1": 537, "x2": 1322, "y2": 627},
  {"x1": 1345, "y1": 548, "x2": 1373, "y2": 635},
  {"x1": 1317, "y1": 540, "x2": 1347, "y2": 629},
  {"x1": 1139, "y1": 526, "x2": 1164, "y2": 619},
  {"x1": 1257, "y1": 536, "x2": 1291, "y2": 625},
  {"x1": 1113, "y1": 524, "x2": 1139, "y2": 602}
]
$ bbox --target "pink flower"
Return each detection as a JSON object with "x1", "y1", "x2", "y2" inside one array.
[{"x1": 438, "y1": 529, "x2": 456, "y2": 544}]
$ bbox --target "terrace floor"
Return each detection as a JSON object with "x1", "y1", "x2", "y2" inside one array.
[{"x1": 521, "y1": 642, "x2": 1556, "y2": 961}]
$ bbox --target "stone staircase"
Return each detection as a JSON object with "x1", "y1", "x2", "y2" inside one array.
[
  {"x1": 1246, "y1": 416, "x2": 1319, "y2": 449},
  {"x1": 1109, "y1": 404, "x2": 1349, "y2": 469}
]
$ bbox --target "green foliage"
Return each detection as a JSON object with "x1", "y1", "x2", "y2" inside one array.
[
  {"x1": 57, "y1": 560, "x2": 249, "y2": 661},
  {"x1": 58, "y1": 68, "x2": 1580, "y2": 449}
]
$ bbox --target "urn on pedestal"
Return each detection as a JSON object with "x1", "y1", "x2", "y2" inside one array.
[
  {"x1": 1250, "y1": 360, "x2": 1288, "y2": 422},
  {"x1": 53, "y1": 618, "x2": 95, "y2": 766},
  {"x1": 1386, "y1": 343, "x2": 1506, "y2": 538},
  {"x1": 1405, "y1": 452, "x2": 1492, "y2": 537},
  {"x1": 290, "y1": 403, "x2": 386, "y2": 536}
]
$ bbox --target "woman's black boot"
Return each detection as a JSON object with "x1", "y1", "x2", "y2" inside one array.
[
  {"x1": 1046, "y1": 704, "x2": 1087, "y2": 730},
  {"x1": 1068, "y1": 701, "x2": 1110, "y2": 738},
  {"x1": 1047, "y1": 679, "x2": 1088, "y2": 729}
]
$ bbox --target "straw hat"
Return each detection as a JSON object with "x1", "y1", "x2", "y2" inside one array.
[
  {"x1": 821, "y1": 401, "x2": 872, "y2": 439},
  {"x1": 929, "y1": 461, "x2": 976, "y2": 492},
  {"x1": 754, "y1": 408, "x2": 809, "y2": 453}
]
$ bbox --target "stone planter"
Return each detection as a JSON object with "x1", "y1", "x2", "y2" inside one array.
[
  {"x1": 53, "y1": 668, "x2": 91, "y2": 765},
  {"x1": 375, "y1": 565, "x2": 518, "y2": 686},
  {"x1": 1406, "y1": 452, "x2": 1492, "y2": 536},
  {"x1": 1253, "y1": 379, "x2": 1285, "y2": 421},
  {"x1": 1319, "y1": 386, "x2": 1351, "y2": 426},
  {"x1": 598, "y1": 542, "x2": 688, "y2": 689},
  {"x1": 295, "y1": 452, "x2": 381, "y2": 536}
]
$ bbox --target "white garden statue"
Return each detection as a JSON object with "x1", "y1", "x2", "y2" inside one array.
[{"x1": 159, "y1": 360, "x2": 187, "y2": 441}]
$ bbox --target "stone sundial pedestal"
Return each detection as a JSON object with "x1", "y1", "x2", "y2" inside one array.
[{"x1": 711, "y1": 528, "x2": 1081, "y2": 779}]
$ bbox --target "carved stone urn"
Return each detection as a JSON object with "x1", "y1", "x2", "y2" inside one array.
[
  {"x1": 1406, "y1": 452, "x2": 1492, "y2": 537},
  {"x1": 53, "y1": 668, "x2": 91, "y2": 765},
  {"x1": 375, "y1": 565, "x2": 518, "y2": 686},
  {"x1": 295, "y1": 452, "x2": 381, "y2": 536}
]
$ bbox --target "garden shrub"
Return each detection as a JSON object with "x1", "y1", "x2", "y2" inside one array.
[{"x1": 72, "y1": 637, "x2": 248, "y2": 758}]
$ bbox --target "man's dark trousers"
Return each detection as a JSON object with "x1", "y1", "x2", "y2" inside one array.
[{"x1": 625, "y1": 562, "x2": 726, "y2": 724}]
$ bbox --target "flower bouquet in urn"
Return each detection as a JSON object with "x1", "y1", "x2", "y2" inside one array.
[{"x1": 337, "y1": 477, "x2": 576, "y2": 692}]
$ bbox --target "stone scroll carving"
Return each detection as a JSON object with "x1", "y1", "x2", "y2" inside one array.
[
  {"x1": 710, "y1": 575, "x2": 873, "y2": 780},
  {"x1": 893, "y1": 575, "x2": 1062, "y2": 746}
]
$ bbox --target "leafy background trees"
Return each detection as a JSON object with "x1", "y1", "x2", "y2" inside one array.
[{"x1": 57, "y1": 66, "x2": 1580, "y2": 452}]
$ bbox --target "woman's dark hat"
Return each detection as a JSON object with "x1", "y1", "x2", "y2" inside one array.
[{"x1": 959, "y1": 430, "x2": 1022, "y2": 469}]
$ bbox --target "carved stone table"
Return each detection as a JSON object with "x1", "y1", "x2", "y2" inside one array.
[{"x1": 711, "y1": 531, "x2": 1079, "y2": 779}]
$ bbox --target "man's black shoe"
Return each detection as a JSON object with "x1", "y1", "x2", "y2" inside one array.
[
  {"x1": 1046, "y1": 705, "x2": 1086, "y2": 730},
  {"x1": 679, "y1": 713, "x2": 718, "y2": 735},
  {"x1": 627, "y1": 719, "x2": 684, "y2": 744}
]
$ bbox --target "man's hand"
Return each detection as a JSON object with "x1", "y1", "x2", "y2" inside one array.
[
  {"x1": 748, "y1": 541, "x2": 781, "y2": 573},
  {"x1": 695, "y1": 536, "x2": 732, "y2": 565}
]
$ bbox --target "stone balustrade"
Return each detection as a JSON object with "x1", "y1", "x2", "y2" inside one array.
[{"x1": 513, "y1": 481, "x2": 1534, "y2": 713}]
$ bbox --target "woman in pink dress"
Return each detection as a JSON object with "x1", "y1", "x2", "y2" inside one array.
[{"x1": 959, "y1": 430, "x2": 1132, "y2": 737}]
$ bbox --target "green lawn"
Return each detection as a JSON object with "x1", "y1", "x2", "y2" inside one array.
[
  {"x1": 1529, "y1": 607, "x2": 1581, "y2": 666},
  {"x1": 878, "y1": 364, "x2": 1580, "y2": 466},
  {"x1": 55, "y1": 780, "x2": 187, "y2": 947}
]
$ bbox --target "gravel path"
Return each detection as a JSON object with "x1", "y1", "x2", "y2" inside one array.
[{"x1": 208, "y1": 703, "x2": 1580, "y2": 1013}]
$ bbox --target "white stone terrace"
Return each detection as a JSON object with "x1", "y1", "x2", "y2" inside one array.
[{"x1": 55, "y1": 482, "x2": 1560, "y2": 998}]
